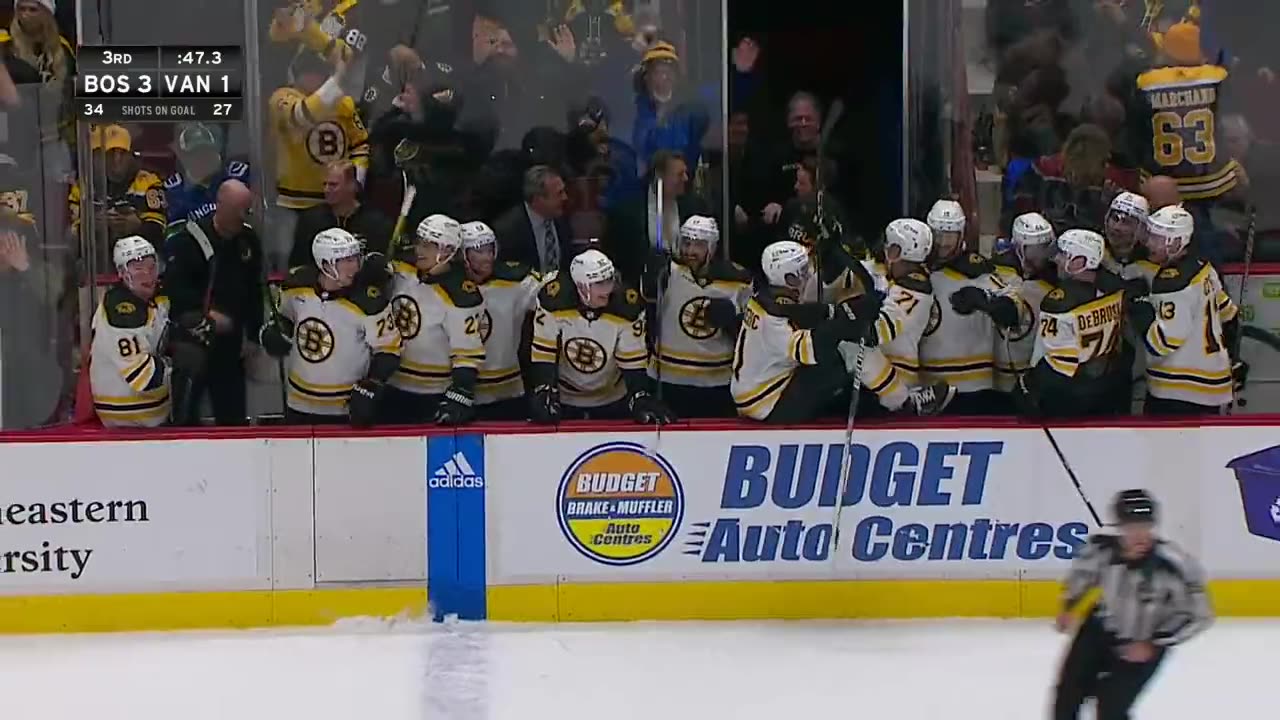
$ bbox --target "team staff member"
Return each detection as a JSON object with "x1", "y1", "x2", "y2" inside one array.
[
  {"x1": 162, "y1": 179, "x2": 265, "y2": 426},
  {"x1": 288, "y1": 160, "x2": 393, "y2": 269},
  {"x1": 1054, "y1": 489, "x2": 1212, "y2": 720}
]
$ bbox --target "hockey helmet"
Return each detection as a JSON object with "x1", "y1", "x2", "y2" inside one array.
[
  {"x1": 570, "y1": 249, "x2": 617, "y2": 307},
  {"x1": 1012, "y1": 213, "x2": 1056, "y2": 247},
  {"x1": 113, "y1": 235, "x2": 159, "y2": 294},
  {"x1": 415, "y1": 214, "x2": 462, "y2": 269},
  {"x1": 884, "y1": 218, "x2": 933, "y2": 263},
  {"x1": 761, "y1": 240, "x2": 811, "y2": 289},
  {"x1": 678, "y1": 215, "x2": 719, "y2": 257},
  {"x1": 460, "y1": 221, "x2": 497, "y2": 276},
  {"x1": 1110, "y1": 192, "x2": 1150, "y2": 221},
  {"x1": 926, "y1": 199, "x2": 966, "y2": 234},
  {"x1": 312, "y1": 227, "x2": 363, "y2": 282},
  {"x1": 1145, "y1": 205, "x2": 1194, "y2": 258},
  {"x1": 1113, "y1": 488, "x2": 1158, "y2": 525},
  {"x1": 1056, "y1": 229, "x2": 1105, "y2": 273}
]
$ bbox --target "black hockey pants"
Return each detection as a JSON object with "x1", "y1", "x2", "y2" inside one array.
[{"x1": 1053, "y1": 612, "x2": 1166, "y2": 720}]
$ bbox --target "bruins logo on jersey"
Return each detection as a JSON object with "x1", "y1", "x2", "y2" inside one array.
[
  {"x1": 115, "y1": 301, "x2": 136, "y2": 315},
  {"x1": 679, "y1": 297, "x2": 717, "y2": 340},
  {"x1": 923, "y1": 297, "x2": 942, "y2": 337},
  {"x1": 296, "y1": 318, "x2": 336, "y2": 363},
  {"x1": 472, "y1": 309, "x2": 494, "y2": 343},
  {"x1": 564, "y1": 337, "x2": 608, "y2": 374},
  {"x1": 625, "y1": 288, "x2": 640, "y2": 305},
  {"x1": 306, "y1": 121, "x2": 348, "y2": 164},
  {"x1": 391, "y1": 295, "x2": 422, "y2": 340}
]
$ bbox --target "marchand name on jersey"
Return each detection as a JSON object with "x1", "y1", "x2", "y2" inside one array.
[
  {"x1": 1076, "y1": 301, "x2": 1123, "y2": 333},
  {"x1": 1149, "y1": 86, "x2": 1216, "y2": 110}
]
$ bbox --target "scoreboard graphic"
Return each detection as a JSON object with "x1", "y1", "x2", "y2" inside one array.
[{"x1": 75, "y1": 46, "x2": 243, "y2": 122}]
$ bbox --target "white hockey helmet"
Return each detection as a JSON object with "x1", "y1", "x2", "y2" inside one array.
[
  {"x1": 416, "y1": 214, "x2": 462, "y2": 252},
  {"x1": 884, "y1": 218, "x2": 933, "y2": 263},
  {"x1": 113, "y1": 235, "x2": 157, "y2": 273},
  {"x1": 927, "y1": 199, "x2": 966, "y2": 234},
  {"x1": 1109, "y1": 192, "x2": 1150, "y2": 221},
  {"x1": 570, "y1": 248, "x2": 616, "y2": 287},
  {"x1": 679, "y1": 215, "x2": 720, "y2": 248},
  {"x1": 1012, "y1": 212, "x2": 1055, "y2": 247},
  {"x1": 460, "y1": 221, "x2": 497, "y2": 252},
  {"x1": 313, "y1": 227, "x2": 363, "y2": 280},
  {"x1": 761, "y1": 240, "x2": 812, "y2": 288},
  {"x1": 1056, "y1": 229, "x2": 1105, "y2": 272},
  {"x1": 1145, "y1": 205, "x2": 1194, "y2": 256}
]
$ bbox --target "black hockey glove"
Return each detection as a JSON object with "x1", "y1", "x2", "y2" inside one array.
[
  {"x1": 1013, "y1": 368, "x2": 1041, "y2": 419},
  {"x1": 259, "y1": 315, "x2": 295, "y2": 358},
  {"x1": 356, "y1": 252, "x2": 392, "y2": 290},
  {"x1": 1232, "y1": 360, "x2": 1250, "y2": 394},
  {"x1": 175, "y1": 311, "x2": 215, "y2": 347},
  {"x1": 434, "y1": 385, "x2": 476, "y2": 426},
  {"x1": 529, "y1": 383, "x2": 561, "y2": 424},
  {"x1": 985, "y1": 296, "x2": 1021, "y2": 330},
  {"x1": 1127, "y1": 296, "x2": 1157, "y2": 336},
  {"x1": 348, "y1": 378, "x2": 384, "y2": 428},
  {"x1": 705, "y1": 297, "x2": 741, "y2": 336},
  {"x1": 629, "y1": 390, "x2": 676, "y2": 425},
  {"x1": 949, "y1": 286, "x2": 989, "y2": 316}
]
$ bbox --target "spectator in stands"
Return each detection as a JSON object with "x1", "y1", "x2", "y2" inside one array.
[
  {"x1": 603, "y1": 149, "x2": 709, "y2": 284},
  {"x1": 289, "y1": 160, "x2": 393, "y2": 269},
  {"x1": 631, "y1": 41, "x2": 710, "y2": 174},
  {"x1": 1009, "y1": 123, "x2": 1122, "y2": 235},
  {"x1": 68, "y1": 125, "x2": 167, "y2": 266},
  {"x1": 0, "y1": 0, "x2": 75, "y2": 191},
  {"x1": 0, "y1": 217, "x2": 59, "y2": 428},
  {"x1": 163, "y1": 180, "x2": 264, "y2": 427},
  {"x1": 742, "y1": 92, "x2": 835, "y2": 240},
  {"x1": 491, "y1": 164, "x2": 574, "y2": 276},
  {"x1": 163, "y1": 123, "x2": 251, "y2": 242}
]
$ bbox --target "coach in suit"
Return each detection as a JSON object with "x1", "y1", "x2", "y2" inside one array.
[{"x1": 491, "y1": 165, "x2": 575, "y2": 275}]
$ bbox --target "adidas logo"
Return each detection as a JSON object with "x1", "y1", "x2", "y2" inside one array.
[{"x1": 429, "y1": 451, "x2": 484, "y2": 489}]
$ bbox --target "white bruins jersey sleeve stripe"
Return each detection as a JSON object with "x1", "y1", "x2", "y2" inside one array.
[{"x1": 1145, "y1": 262, "x2": 1234, "y2": 407}]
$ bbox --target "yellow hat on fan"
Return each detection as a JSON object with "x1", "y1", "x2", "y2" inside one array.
[
  {"x1": 89, "y1": 124, "x2": 132, "y2": 152},
  {"x1": 642, "y1": 41, "x2": 679, "y2": 65},
  {"x1": 1155, "y1": 21, "x2": 1204, "y2": 65}
]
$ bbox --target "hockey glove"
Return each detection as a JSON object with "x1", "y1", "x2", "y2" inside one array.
[
  {"x1": 356, "y1": 252, "x2": 392, "y2": 290},
  {"x1": 628, "y1": 390, "x2": 676, "y2": 425},
  {"x1": 175, "y1": 311, "x2": 215, "y2": 347},
  {"x1": 529, "y1": 383, "x2": 561, "y2": 424},
  {"x1": 949, "y1": 286, "x2": 989, "y2": 316},
  {"x1": 1127, "y1": 296, "x2": 1157, "y2": 336},
  {"x1": 434, "y1": 385, "x2": 476, "y2": 426},
  {"x1": 705, "y1": 297, "x2": 741, "y2": 336},
  {"x1": 348, "y1": 378, "x2": 383, "y2": 428},
  {"x1": 1013, "y1": 369, "x2": 1041, "y2": 419},
  {"x1": 985, "y1": 296, "x2": 1021, "y2": 330},
  {"x1": 259, "y1": 316, "x2": 295, "y2": 358}
]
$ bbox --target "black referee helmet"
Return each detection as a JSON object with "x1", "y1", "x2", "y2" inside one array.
[{"x1": 1113, "y1": 489, "x2": 1158, "y2": 525}]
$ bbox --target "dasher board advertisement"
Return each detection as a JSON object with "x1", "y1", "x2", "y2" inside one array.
[
  {"x1": 485, "y1": 426, "x2": 1232, "y2": 585},
  {"x1": 0, "y1": 440, "x2": 271, "y2": 593}
]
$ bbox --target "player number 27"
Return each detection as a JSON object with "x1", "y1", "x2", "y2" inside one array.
[{"x1": 1152, "y1": 109, "x2": 1216, "y2": 168}]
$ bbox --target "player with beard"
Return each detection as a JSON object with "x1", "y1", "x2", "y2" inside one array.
[
  {"x1": 645, "y1": 216, "x2": 752, "y2": 419},
  {"x1": 528, "y1": 249, "x2": 674, "y2": 424},
  {"x1": 992, "y1": 213, "x2": 1057, "y2": 401},
  {"x1": 1101, "y1": 192, "x2": 1160, "y2": 413},
  {"x1": 383, "y1": 214, "x2": 486, "y2": 425},
  {"x1": 458, "y1": 221, "x2": 542, "y2": 421},
  {"x1": 1024, "y1": 229, "x2": 1127, "y2": 418},
  {"x1": 922, "y1": 199, "x2": 1026, "y2": 414}
]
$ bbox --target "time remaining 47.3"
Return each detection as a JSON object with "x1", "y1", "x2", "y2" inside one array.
[{"x1": 177, "y1": 50, "x2": 222, "y2": 65}]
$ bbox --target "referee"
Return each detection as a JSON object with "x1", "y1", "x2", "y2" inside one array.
[{"x1": 1053, "y1": 489, "x2": 1213, "y2": 720}]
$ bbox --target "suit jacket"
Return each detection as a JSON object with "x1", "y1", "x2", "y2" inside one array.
[
  {"x1": 491, "y1": 203, "x2": 574, "y2": 275},
  {"x1": 603, "y1": 192, "x2": 710, "y2": 284}
]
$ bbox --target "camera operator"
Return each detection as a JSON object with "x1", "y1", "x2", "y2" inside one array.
[{"x1": 162, "y1": 179, "x2": 264, "y2": 426}]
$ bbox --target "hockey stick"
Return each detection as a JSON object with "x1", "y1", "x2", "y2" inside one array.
[
  {"x1": 390, "y1": 173, "x2": 419, "y2": 254},
  {"x1": 813, "y1": 99, "x2": 845, "y2": 302},
  {"x1": 1229, "y1": 204, "x2": 1256, "y2": 411},
  {"x1": 647, "y1": 176, "x2": 666, "y2": 456},
  {"x1": 1005, "y1": 336, "x2": 1103, "y2": 528},
  {"x1": 829, "y1": 253, "x2": 878, "y2": 555}
]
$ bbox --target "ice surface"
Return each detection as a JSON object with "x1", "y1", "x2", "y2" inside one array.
[{"x1": 0, "y1": 618, "x2": 1268, "y2": 719}]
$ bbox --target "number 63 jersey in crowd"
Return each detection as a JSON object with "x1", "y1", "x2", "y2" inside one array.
[
  {"x1": 649, "y1": 259, "x2": 752, "y2": 388},
  {"x1": 1135, "y1": 63, "x2": 1238, "y2": 201},
  {"x1": 89, "y1": 285, "x2": 172, "y2": 428},
  {"x1": 269, "y1": 84, "x2": 370, "y2": 210},
  {"x1": 530, "y1": 280, "x2": 648, "y2": 408},
  {"x1": 280, "y1": 267, "x2": 402, "y2": 416}
]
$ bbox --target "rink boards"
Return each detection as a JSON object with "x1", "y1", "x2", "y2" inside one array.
[{"x1": 0, "y1": 421, "x2": 1278, "y2": 632}]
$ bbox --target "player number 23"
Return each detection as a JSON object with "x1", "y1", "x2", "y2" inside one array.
[{"x1": 1152, "y1": 109, "x2": 1216, "y2": 167}]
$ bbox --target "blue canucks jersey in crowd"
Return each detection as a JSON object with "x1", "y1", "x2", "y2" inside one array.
[{"x1": 163, "y1": 160, "x2": 250, "y2": 236}]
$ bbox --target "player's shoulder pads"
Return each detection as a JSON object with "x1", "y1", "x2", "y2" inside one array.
[
  {"x1": 102, "y1": 285, "x2": 149, "y2": 329},
  {"x1": 603, "y1": 285, "x2": 645, "y2": 322},
  {"x1": 1151, "y1": 255, "x2": 1203, "y2": 294},
  {"x1": 707, "y1": 258, "x2": 753, "y2": 285},
  {"x1": 896, "y1": 270, "x2": 933, "y2": 295},
  {"x1": 951, "y1": 251, "x2": 995, "y2": 279},
  {"x1": 283, "y1": 264, "x2": 319, "y2": 291},
  {"x1": 1040, "y1": 281, "x2": 1094, "y2": 314},
  {"x1": 537, "y1": 275, "x2": 577, "y2": 312},
  {"x1": 492, "y1": 259, "x2": 534, "y2": 282},
  {"x1": 435, "y1": 266, "x2": 484, "y2": 309}
]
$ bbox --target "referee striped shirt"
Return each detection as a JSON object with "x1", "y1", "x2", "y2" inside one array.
[{"x1": 1062, "y1": 534, "x2": 1214, "y2": 646}]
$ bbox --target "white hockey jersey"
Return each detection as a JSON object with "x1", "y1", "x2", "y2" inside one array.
[
  {"x1": 920, "y1": 254, "x2": 1007, "y2": 393},
  {"x1": 649, "y1": 259, "x2": 753, "y2": 388},
  {"x1": 991, "y1": 256, "x2": 1054, "y2": 393},
  {"x1": 530, "y1": 279, "x2": 648, "y2": 408},
  {"x1": 1143, "y1": 257, "x2": 1237, "y2": 407},
  {"x1": 90, "y1": 285, "x2": 172, "y2": 428},
  {"x1": 872, "y1": 269, "x2": 935, "y2": 387},
  {"x1": 731, "y1": 289, "x2": 820, "y2": 421},
  {"x1": 1031, "y1": 280, "x2": 1125, "y2": 379},
  {"x1": 388, "y1": 260, "x2": 487, "y2": 397},
  {"x1": 280, "y1": 267, "x2": 403, "y2": 416},
  {"x1": 473, "y1": 261, "x2": 542, "y2": 404}
]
